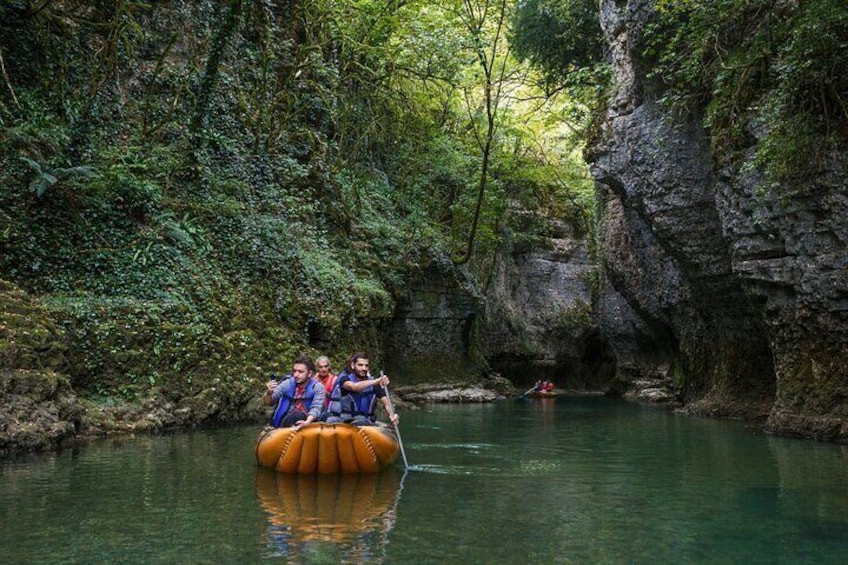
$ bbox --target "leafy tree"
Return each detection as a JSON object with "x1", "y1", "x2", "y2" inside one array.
[
  {"x1": 510, "y1": 0, "x2": 606, "y2": 93},
  {"x1": 447, "y1": 0, "x2": 513, "y2": 265}
]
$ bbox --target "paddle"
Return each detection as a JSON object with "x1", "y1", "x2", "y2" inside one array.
[
  {"x1": 380, "y1": 370, "x2": 409, "y2": 471},
  {"x1": 518, "y1": 385, "x2": 537, "y2": 398}
]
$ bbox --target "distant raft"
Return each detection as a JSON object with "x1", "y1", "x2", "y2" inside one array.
[
  {"x1": 255, "y1": 422, "x2": 400, "y2": 474},
  {"x1": 527, "y1": 390, "x2": 561, "y2": 399}
]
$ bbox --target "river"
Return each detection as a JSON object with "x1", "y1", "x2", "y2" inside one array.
[{"x1": 2, "y1": 396, "x2": 847, "y2": 563}]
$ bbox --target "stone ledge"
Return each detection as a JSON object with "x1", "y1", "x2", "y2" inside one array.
[{"x1": 395, "y1": 383, "x2": 504, "y2": 403}]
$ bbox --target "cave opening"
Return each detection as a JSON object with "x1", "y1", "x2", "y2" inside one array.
[{"x1": 572, "y1": 328, "x2": 617, "y2": 389}]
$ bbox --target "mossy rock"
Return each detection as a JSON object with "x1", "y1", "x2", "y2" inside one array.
[
  {"x1": 0, "y1": 279, "x2": 69, "y2": 372},
  {"x1": 0, "y1": 369, "x2": 82, "y2": 452}
]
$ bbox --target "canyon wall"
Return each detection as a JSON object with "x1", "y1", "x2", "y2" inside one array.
[{"x1": 592, "y1": 0, "x2": 848, "y2": 440}]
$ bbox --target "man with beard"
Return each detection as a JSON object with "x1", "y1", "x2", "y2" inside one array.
[
  {"x1": 264, "y1": 355, "x2": 325, "y2": 430},
  {"x1": 326, "y1": 351, "x2": 399, "y2": 427}
]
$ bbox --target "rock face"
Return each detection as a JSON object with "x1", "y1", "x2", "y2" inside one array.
[
  {"x1": 592, "y1": 0, "x2": 848, "y2": 440},
  {"x1": 716, "y1": 156, "x2": 848, "y2": 440},
  {"x1": 381, "y1": 263, "x2": 484, "y2": 385},
  {"x1": 480, "y1": 206, "x2": 613, "y2": 390},
  {"x1": 0, "y1": 280, "x2": 83, "y2": 452},
  {"x1": 382, "y1": 206, "x2": 613, "y2": 394}
]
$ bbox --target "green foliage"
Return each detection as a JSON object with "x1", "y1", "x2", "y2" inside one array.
[
  {"x1": 0, "y1": 0, "x2": 596, "y2": 406},
  {"x1": 647, "y1": 0, "x2": 848, "y2": 183},
  {"x1": 0, "y1": 279, "x2": 68, "y2": 372},
  {"x1": 490, "y1": 102, "x2": 596, "y2": 234},
  {"x1": 2, "y1": 93, "x2": 72, "y2": 157},
  {"x1": 90, "y1": 160, "x2": 161, "y2": 219},
  {"x1": 507, "y1": 0, "x2": 610, "y2": 215},
  {"x1": 391, "y1": 134, "x2": 477, "y2": 226},
  {"x1": 42, "y1": 292, "x2": 298, "y2": 403},
  {"x1": 510, "y1": 0, "x2": 607, "y2": 91},
  {"x1": 751, "y1": 1, "x2": 848, "y2": 184},
  {"x1": 258, "y1": 259, "x2": 387, "y2": 351},
  {"x1": 335, "y1": 167, "x2": 449, "y2": 287},
  {"x1": 19, "y1": 157, "x2": 97, "y2": 198}
]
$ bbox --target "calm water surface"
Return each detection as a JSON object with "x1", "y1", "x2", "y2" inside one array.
[{"x1": 2, "y1": 396, "x2": 847, "y2": 564}]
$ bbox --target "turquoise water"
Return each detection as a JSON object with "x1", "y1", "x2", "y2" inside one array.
[{"x1": 2, "y1": 397, "x2": 847, "y2": 564}]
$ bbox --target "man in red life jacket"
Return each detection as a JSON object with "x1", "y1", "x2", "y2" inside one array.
[
  {"x1": 263, "y1": 355, "x2": 325, "y2": 430},
  {"x1": 314, "y1": 356, "x2": 336, "y2": 408}
]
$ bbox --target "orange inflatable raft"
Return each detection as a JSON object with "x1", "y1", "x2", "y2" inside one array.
[{"x1": 255, "y1": 422, "x2": 400, "y2": 474}]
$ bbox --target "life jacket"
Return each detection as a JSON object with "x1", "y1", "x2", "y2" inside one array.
[
  {"x1": 326, "y1": 369, "x2": 348, "y2": 417},
  {"x1": 271, "y1": 377, "x2": 317, "y2": 427},
  {"x1": 330, "y1": 372, "x2": 377, "y2": 420},
  {"x1": 314, "y1": 373, "x2": 337, "y2": 409}
]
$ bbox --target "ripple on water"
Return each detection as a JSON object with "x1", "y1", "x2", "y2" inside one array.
[
  {"x1": 408, "y1": 463, "x2": 500, "y2": 475},
  {"x1": 410, "y1": 442, "x2": 497, "y2": 451},
  {"x1": 407, "y1": 458, "x2": 563, "y2": 477},
  {"x1": 517, "y1": 459, "x2": 563, "y2": 474}
]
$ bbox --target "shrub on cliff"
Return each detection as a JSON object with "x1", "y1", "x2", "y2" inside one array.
[{"x1": 646, "y1": 0, "x2": 848, "y2": 184}]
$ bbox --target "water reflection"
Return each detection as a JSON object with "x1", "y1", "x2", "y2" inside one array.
[
  {"x1": 532, "y1": 396, "x2": 557, "y2": 423},
  {"x1": 255, "y1": 469, "x2": 403, "y2": 563}
]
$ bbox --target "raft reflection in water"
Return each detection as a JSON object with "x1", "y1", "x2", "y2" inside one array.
[{"x1": 256, "y1": 468, "x2": 403, "y2": 562}]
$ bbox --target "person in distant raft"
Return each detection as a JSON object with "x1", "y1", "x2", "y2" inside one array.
[
  {"x1": 264, "y1": 355, "x2": 325, "y2": 430},
  {"x1": 326, "y1": 351, "x2": 399, "y2": 427}
]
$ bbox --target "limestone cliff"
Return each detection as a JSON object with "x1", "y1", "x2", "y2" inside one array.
[
  {"x1": 592, "y1": 0, "x2": 848, "y2": 440},
  {"x1": 381, "y1": 262, "x2": 484, "y2": 385},
  {"x1": 382, "y1": 203, "x2": 611, "y2": 393},
  {"x1": 480, "y1": 205, "x2": 612, "y2": 390}
]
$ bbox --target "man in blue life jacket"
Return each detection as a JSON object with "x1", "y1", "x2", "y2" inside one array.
[
  {"x1": 326, "y1": 352, "x2": 399, "y2": 427},
  {"x1": 263, "y1": 355, "x2": 326, "y2": 430}
]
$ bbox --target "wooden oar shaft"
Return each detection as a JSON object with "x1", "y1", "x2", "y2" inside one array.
[
  {"x1": 385, "y1": 387, "x2": 409, "y2": 469},
  {"x1": 381, "y1": 370, "x2": 409, "y2": 470}
]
